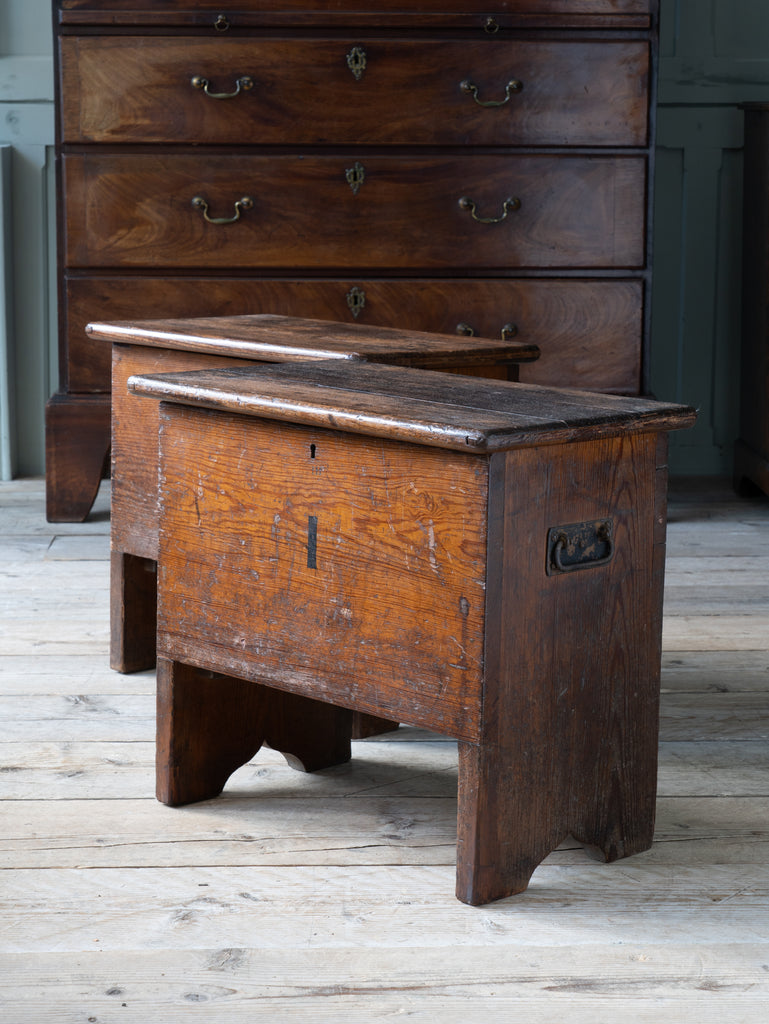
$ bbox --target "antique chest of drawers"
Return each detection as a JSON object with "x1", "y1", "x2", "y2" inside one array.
[{"x1": 47, "y1": 0, "x2": 659, "y2": 520}]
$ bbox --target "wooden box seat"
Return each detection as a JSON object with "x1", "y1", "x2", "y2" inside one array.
[
  {"x1": 130, "y1": 360, "x2": 694, "y2": 905},
  {"x1": 95, "y1": 313, "x2": 538, "y2": 686}
]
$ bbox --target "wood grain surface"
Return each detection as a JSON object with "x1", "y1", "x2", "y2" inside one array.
[
  {"x1": 66, "y1": 276, "x2": 643, "y2": 395},
  {"x1": 58, "y1": 0, "x2": 655, "y2": 28},
  {"x1": 157, "y1": 410, "x2": 489, "y2": 736},
  {"x1": 131, "y1": 361, "x2": 696, "y2": 453},
  {"x1": 92, "y1": 313, "x2": 539, "y2": 369},
  {"x1": 61, "y1": 37, "x2": 648, "y2": 147},
  {"x1": 62, "y1": 154, "x2": 646, "y2": 270}
]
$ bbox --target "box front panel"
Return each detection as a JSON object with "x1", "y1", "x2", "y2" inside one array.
[{"x1": 157, "y1": 406, "x2": 488, "y2": 738}]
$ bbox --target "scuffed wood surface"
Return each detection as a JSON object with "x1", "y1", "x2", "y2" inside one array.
[
  {"x1": 156, "y1": 411, "x2": 488, "y2": 735},
  {"x1": 130, "y1": 360, "x2": 696, "y2": 452},
  {"x1": 1, "y1": 477, "x2": 768, "y2": 1020},
  {"x1": 88, "y1": 313, "x2": 540, "y2": 368}
]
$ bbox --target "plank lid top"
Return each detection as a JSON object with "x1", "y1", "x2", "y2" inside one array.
[
  {"x1": 129, "y1": 361, "x2": 697, "y2": 453},
  {"x1": 87, "y1": 313, "x2": 540, "y2": 369}
]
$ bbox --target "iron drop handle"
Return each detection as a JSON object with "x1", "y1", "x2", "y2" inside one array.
[
  {"x1": 546, "y1": 520, "x2": 615, "y2": 576},
  {"x1": 191, "y1": 195, "x2": 254, "y2": 225},
  {"x1": 459, "y1": 195, "x2": 521, "y2": 224},
  {"x1": 191, "y1": 74, "x2": 254, "y2": 99},
  {"x1": 460, "y1": 78, "x2": 523, "y2": 107}
]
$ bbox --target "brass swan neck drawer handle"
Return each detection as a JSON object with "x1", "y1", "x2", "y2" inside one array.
[
  {"x1": 191, "y1": 195, "x2": 254, "y2": 225},
  {"x1": 460, "y1": 78, "x2": 523, "y2": 107},
  {"x1": 458, "y1": 196, "x2": 521, "y2": 224},
  {"x1": 191, "y1": 74, "x2": 254, "y2": 99},
  {"x1": 456, "y1": 322, "x2": 519, "y2": 339}
]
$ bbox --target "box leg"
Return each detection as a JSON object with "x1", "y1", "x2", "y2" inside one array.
[
  {"x1": 110, "y1": 550, "x2": 157, "y2": 673},
  {"x1": 456, "y1": 741, "x2": 561, "y2": 906},
  {"x1": 351, "y1": 713, "x2": 399, "y2": 739},
  {"x1": 156, "y1": 657, "x2": 352, "y2": 806},
  {"x1": 456, "y1": 715, "x2": 658, "y2": 907}
]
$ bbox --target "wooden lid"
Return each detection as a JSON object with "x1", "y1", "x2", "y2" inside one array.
[
  {"x1": 129, "y1": 361, "x2": 696, "y2": 453},
  {"x1": 87, "y1": 314, "x2": 539, "y2": 370}
]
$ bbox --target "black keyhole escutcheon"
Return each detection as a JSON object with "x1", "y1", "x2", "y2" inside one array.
[{"x1": 307, "y1": 515, "x2": 318, "y2": 569}]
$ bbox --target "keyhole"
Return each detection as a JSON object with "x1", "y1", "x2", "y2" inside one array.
[{"x1": 310, "y1": 444, "x2": 317, "y2": 459}]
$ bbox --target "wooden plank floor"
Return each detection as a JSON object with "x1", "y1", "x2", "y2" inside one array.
[{"x1": 1, "y1": 476, "x2": 768, "y2": 1023}]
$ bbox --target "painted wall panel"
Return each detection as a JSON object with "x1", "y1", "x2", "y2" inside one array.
[
  {"x1": 0, "y1": 0, "x2": 55, "y2": 477},
  {"x1": 0, "y1": 145, "x2": 14, "y2": 479},
  {"x1": 653, "y1": 0, "x2": 769, "y2": 474}
]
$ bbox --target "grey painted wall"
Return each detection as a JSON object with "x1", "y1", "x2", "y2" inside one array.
[
  {"x1": 1, "y1": 0, "x2": 768, "y2": 477},
  {"x1": 0, "y1": 0, "x2": 55, "y2": 479},
  {"x1": 653, "y1": 0, "x2": 769, "y2": 474}
]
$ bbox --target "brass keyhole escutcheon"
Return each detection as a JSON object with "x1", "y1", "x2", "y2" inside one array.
[
  {"x1": 346, "y1": 162, "x2": 366, "y2": 195},
  {"x1": 347, "y1": 46, "x2": 367, "y2": 81},
  {"x1": 346, "y1": 286, "x2": 366, "y2": 318}
]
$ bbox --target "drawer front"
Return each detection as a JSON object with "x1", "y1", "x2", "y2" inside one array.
[
  {"x1": 63, "y1": 154, "x2": 646, "y2": 270},
  {"x1": 59, "y1": 1, "x2": 654, "y2": 28},
  {"x1": 66, "y1": 275, "x2": 642, "y2": 394},
  {"x1": 61, "y1": 37, "x2": 649, "y2": 147}
]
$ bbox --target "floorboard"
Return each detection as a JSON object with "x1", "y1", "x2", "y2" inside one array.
[{"x1": 1, "y1": 476, "x2": 768, "y2": 1023}]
